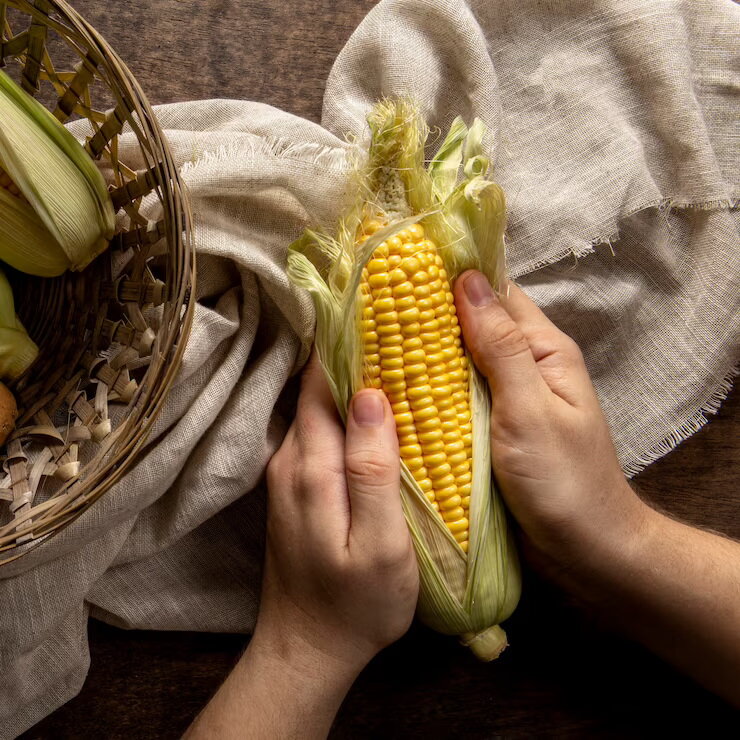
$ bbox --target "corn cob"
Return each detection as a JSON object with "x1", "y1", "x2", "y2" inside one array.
[
  {"x1": 0, "y1": 69, "x2": 115, "y2": 277},
  {"x1": 359, "y1": 221, "x2": 473, "y2": 551},
  {"x1": 288, "y1": 100, "x2": 520, "y2": 660}
]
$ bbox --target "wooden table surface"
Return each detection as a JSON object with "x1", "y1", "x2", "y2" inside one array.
[{"x1": 21, "y1": 1, "x2": 739, "y2": 737}]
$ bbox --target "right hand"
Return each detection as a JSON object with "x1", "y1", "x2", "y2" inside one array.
[{"x1": 454, "y1": 271, "x2": 651, "y2": 583}]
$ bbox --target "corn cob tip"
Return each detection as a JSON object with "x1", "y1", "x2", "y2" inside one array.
[{"x1": 460, "y1": 624, "x2": 508, "y2": 662}]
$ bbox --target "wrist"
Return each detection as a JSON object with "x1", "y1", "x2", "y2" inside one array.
[
  {"x1": 250, "y1": 612, "x2": 368, "y2": 693},
  {"x1": 186, "y1": 615, "x2": 364, "y2": 740},
  {"x1": 540, "y1": 480, "x2": 657, "y2": 604},
  {"x1": 568, "y1": 484, "x2": 661, "y2": 605}
]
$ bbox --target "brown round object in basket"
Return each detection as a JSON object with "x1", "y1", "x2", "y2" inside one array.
[
  {"x1": 0, "y1": 383, "x2": 18, "y2": 447},
  {"x1": 0, "y1": 0, "x2": 194, "y2": 565}
]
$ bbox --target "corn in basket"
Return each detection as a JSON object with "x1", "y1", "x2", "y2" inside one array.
[{"x1": 0, "y1": 0, "x2": 194, "y2": 565}]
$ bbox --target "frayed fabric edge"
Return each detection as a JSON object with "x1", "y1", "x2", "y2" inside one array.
[
  {"x1": 179, "y1": 136, "x2": 359, "y2": 178},
  {"x1": 510, "y1": 242, "x2": 596, "y2": 277},
  {"x1": 511, "y1": 195, "x2": 739, "y2": 279},
  {"x1": 509, "y1": 195, "x2": 738, "y2": 476},
  {"x1": 623, "y1": 366, "x2": 739, "y2": 478}
]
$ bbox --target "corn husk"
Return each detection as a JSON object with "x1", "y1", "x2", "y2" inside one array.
[
  {"x1": 0, "y1": 69, "x2": 115, "y2": 277},
  {"x1": 0, "y1": 267, "x2": 38, "y2": 381},
  {"x1": 288, "y1": 100, "x2": 521, "y2": 659}
]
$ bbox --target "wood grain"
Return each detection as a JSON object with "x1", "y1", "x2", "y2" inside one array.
[
  {"x1": 19, "y1": 1, "x2": 739, "y2": 737},
  {"x1": 67, "y1": 0, "x2": 378, "y2": 123}
]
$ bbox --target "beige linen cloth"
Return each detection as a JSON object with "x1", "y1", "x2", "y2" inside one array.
[{"x1": 2, "y1": 0, "x2": 738, "y2": 735}]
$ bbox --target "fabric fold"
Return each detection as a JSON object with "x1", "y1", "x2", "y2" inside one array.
[{"x1": 1, "y1": 1, "x2": 738, "y2": 736}]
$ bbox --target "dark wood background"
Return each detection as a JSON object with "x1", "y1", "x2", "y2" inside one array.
[{"x1": 20, "y1": 1, "x2": 739, "y2": 737}]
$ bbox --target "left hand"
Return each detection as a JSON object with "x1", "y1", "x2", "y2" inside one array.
[
  {"x1": 259, "y1": 353, "x2": 419, "y2": 674},
  {"x1": 185, "y1": 355, "x2": 419, "y2": 740}
]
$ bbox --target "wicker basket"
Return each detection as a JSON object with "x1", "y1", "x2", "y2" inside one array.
[{"x1": 0, "y1": 0, "x2": 194, "y2": 564}]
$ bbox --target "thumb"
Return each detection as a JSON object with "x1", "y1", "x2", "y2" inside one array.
[
  {"x1": 455, "y1": 271, "x2": 548, "y2": 404},
  {"x1": 345, "y1": 389, "x2": 405, "y2": 549}
]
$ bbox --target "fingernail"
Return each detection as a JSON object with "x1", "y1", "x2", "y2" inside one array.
[
  {"x1": 463, "y1": 272, "x2": 494, "y2": 307},
  {"x1": 353, "y1": 392, "x2": 384, "y2": 426}
]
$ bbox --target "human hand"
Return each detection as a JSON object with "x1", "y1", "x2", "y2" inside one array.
[
  {"x1": 185, "y1": 358, "x2": 418, "y2": 740},
  {"x1": 454, "y1": 271, "x2": 650, "y2": 583},
  {"x1": 260, "y1": 354, "x2": 419, "y2": 676},
  {"x1": 452, "y1": 271, "x2": 740, "y2": 706}
]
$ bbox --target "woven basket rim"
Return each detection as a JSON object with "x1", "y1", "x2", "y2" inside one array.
[{"x1": 0, "y1": 0, "x2": 195, "y2": 565}]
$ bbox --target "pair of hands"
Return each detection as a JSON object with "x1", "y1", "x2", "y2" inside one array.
[
  {"x1": 258, "y1": 270, "x2": 641, "y2": 671},
  {"x1": 187, "y1": 272, "x2": 739, "y2": 738}
]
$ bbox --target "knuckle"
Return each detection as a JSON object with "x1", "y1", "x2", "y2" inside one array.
[
  {"x1": 297, "y1": 462, "x2": 324, "y2": 493},
  {"x1": 301, "y1": 456, "x2": 344, "y2": 488},
  {"x1": 561, "y1": 334, "x2": 586, "y2": 366},
  {"x1": 345, "y1": 450, "x2": 392, "y2": 486},
  {"x1": 552, "y1": 335, "x2": 587, "y2": 376},
  {"x1": 375, "y1": 541, "x2": 412, "y2": 572},
  {"x1": 354, "y1": 544, "x2": 403, "y2": 582},
  {"x1": 479, "y1": 315, "x2": 529, "y2": 360},
  {"x1": 527, "y1": 328, "x2": 585, "y2": 374},
  {"x1": 299, "y1": 459, "x2": 345, "y2": 493}
]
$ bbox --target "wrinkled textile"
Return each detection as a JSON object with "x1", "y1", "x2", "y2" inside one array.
[{"x1": 1, "y1": 0, "x2": 738, "y2": 735}]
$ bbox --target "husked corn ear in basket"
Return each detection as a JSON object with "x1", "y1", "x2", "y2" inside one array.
[
  {"x1": 0, "y1": 69, "x2": 115, "y2": 277},
  {"x1": 288, "y1": 100, "x2": 521, "y2": 660}
]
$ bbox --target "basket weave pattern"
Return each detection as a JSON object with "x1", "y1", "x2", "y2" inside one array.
[{"x1": 0, "y1": 0, "x2": 193, "y2": 563}]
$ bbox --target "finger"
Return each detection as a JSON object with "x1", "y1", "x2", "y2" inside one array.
[
  {"x1": 265, "y1": 429, "x2": 301, "y2": 530},
  {"x1": 500, "y1": 283, "x2": 584, "y2": 362},
  {"x1": 499, "y1": 283, "x2": 567, "y2": 359},
  {"x1": 265, "y1": 353, "x2": 352, "y2": 558},
  {"x1": 455, "y1": 271, "x2": 549, "y2": 406},
  {"x1": 344, "y1": 389, "x2": 405, "y2": 549},
  {"x1": 294, "y1": 349, "x2": 344, "y2": 453},
  {"x1": 500, "y1": 282, "x2": 595, "y2": 406},
  {"x1": 274, "y1": 413, "x2": 351, "y2": 556}
]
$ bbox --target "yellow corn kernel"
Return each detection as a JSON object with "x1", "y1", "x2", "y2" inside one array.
[{"x1": 359, "y1": 222, "x2": 472, "y2": 549}]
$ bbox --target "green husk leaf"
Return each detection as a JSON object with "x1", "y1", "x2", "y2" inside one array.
[
  {"x1": 0, "y1": 187, "x2": 69, "y2": 277},
  {"x1": 0, "y1": 69, "x2": 115, "y2": 274},
  {"x1": 0, "y1": 268, "x2": 38, "y2": 380},
  {"x1": 287, "y1": 99, "x2": 519, "y2": 658},
  {"x1": 463, "y1": 117, "x2": 489, "y2": 177},
  {"x1": 428, "y1": 116, "x2": 468, "y2": 201},
  {"x1": 445, "y1": 178, "x2": 508, "y2": 292}
]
